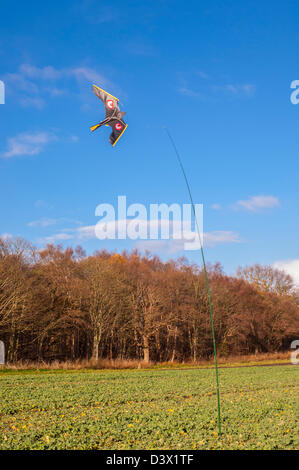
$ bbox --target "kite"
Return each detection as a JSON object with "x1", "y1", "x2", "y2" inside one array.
[{"x1": 90, "y1": 85, "x2": 127, "y2": 146}]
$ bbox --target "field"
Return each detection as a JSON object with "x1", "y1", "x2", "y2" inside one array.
[{"x1": 0, "y1": 365, "x2": 298, "y2": 450}]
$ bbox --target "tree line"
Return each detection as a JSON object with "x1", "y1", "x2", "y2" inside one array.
[{"x1": 0, "y1": 236, "x2": 298, "y2": 363}]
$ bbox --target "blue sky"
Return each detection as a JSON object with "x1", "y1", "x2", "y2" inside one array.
[{"x1": 1, "y1": 0, "x2": 299, "y2": 280}]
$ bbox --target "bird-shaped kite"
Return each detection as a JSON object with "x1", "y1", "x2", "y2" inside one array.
[{"x1": 90, "y1": 85, "x2": 127, "y2": 146}]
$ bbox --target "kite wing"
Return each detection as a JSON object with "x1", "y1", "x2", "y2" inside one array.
[
  {"x1": 107, "y1": 119, "x2": 128, "y2": 147},
  {"x1": 92, "y1": 85, "x2": 120, "y2": 120},
  {"x1": 91, "y1": 85, "x2": 127, "y2": 146}
]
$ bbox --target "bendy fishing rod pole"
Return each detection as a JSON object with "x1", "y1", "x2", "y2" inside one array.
[{"x1": 164, "y1": 127, "x2": 222, "y2": 435}]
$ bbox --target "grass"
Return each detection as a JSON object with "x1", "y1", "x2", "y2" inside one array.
[
  {"x1": 0, "y1": 364, "x2": 298, "y2": 450},
  {"x1": 0, "y1": 351, "x2": 291, "y2": 372}
]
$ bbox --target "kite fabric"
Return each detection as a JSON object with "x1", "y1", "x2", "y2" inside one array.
[{"x1": 90, "y1": 85, "x2": 127, "y2": 146}]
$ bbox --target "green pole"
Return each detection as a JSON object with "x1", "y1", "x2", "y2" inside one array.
[{"x1": 165, "y1": 128, "x2": 222, "y2": 435}]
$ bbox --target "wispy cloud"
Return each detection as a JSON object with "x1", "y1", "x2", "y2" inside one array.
[
  {"x1": 5, "y1": 63, "x2": 118, "y2": 108},
  {"x1": 235, "y1": 195, "x2": 280, "y2": 212},
  {"x1": 28, "y1": 217, "x2": 82, "y2": 228},
  {"x1": 178, "y1": 87, "x2": 206, "y2": 100},
  {"x1": 212, "y1": 83, "x2": 255, "y2": 96},
  {"x1": 204, "y1": 230, "x2": 241, "y2": 247},
  {"x1": 0, "y1": 233, "x2": 13, "y2": 240},
  {"x1": 37, "y1": 219, "x2": 240, "y2": 254},
  {"x1": 5, "y1": 71, "x2": 38, "y2": 94},
  {"x1": 34, "y1": 200, "x2": 54, "y2": 210},
  {"x1": 135, "y1": 230, "x2": 240, "y2": 254},
  {"x1": 134, "y1": 239, "x2": 183, "y2": 255},
  {"x1": 273, "y1": 259, "x2": 299, "y2": 286},
  {"x1": 68, "y1": 66, "x2": 107, "y2": 84},
  {"x1": 178, "y1": 70, "x2": 255, "y2": 101},
  {"x1": 28, "y1": 218, "x2": 58, "y2": 228},
  {"x1": 197, "y1": 71, "x2": 209, "y2": 79},
  {"x1": 37, "y1": 226, "x2": 95, "y2": 245},
  {"x1": 72, "y1": 3, "x2": 122, "y2": 25},
  {"x1": 211, "y1": 203, "x2": 221, "y2": 210},
  {"x1": 123, "y1": 40, "x2": 156, "y2": 56},
  {"x1": 19, "y1": 64, "x2": 61, "y2": 80},
  {"x1": 2, "y1": 131, "x2": 56, "y2": 158},
  {"x1": 38, "y1": 233, "x2": 74, "y2": 244},
  {"x1": 19, "y1": 96, "x2": 45, "y2": 109},
  {"x1": 18, "y1": 63, "x2": 108, "y2": 85}
]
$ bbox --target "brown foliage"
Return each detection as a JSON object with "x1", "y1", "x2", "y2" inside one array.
[{"x1": 0, "y1": 237, "x2": 298, "y2": 364}]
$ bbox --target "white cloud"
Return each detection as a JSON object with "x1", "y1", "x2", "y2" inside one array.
[
  {"x1": 4, "y1": 72, "x2": 42, "y2": 109},
  {"x1": 178, "y1": 87, "x2": 206, "y2": 99},
  {"x1": 73, "y1": 3, "x2": 121, "y2": 25},
  {"x1": 28, "y1": 218, "x2": 58, "y2": 227},
  {"x1": 76, "y1": 225, "x2": 96, "y2": 239},
  {"x1": 134, "y1": 230, "x2": 240, "y2": 254},
  {"x1": 19, "y1": 64, "x2": 62, "y2": 80},
  {"x1": 134, "y1": 239, "x2": 183, "y2": 255},
  {"x1": 235, "y1": 195, "x2": 280, "y2": 212},
  {"x1": 142, "y1": 231, "x2": 241, "y2": 252},
  {"x1": 18, "y1": 64, "x2": 107, "y2": 84},
  {"x1": 69, "y1": 66, "x2": 107, "y2": 84},
  {"x1": 197, "y1": 71, "x2": 208, "y2": 79},
  {"x1": 5, "y1": 72, "x2": 39, "y2": 94},
  {"x1": 0, "y1": 233, "x2": 12, "y2": 240},
  {"x1": 211, "y1": 203, "x2": 221, "y2": 210},
  {"x1": 19, "y1": 96, "x2": 45, "y2": 109},
  {"x1": 34, "y1": 200, "x2": 54, "y2": 210},
  {"x1": 213, "y1": 83, "x2": 255, "y2": 96},
  {"x1": 37, "y1": 219, "x2": 240, "y2": 253},
  {"x1": 5, "y1": 63, "x2": 117, "y2": 108},
  {"x1": 36, "y1": 224, "x2": 95, "y2": 245},
  {"x1": 124, "y1": 41, "x2": 156, "y2": 56},
  {"x1": 204, "y1": 231, "x2": 241, "y2": 247},
  {"x1": 47, "y1": 87, "x2": 67, "y2": 97},
  {"x1": 38, "y1": 233, "x2": 74, "y2": 244},
  {"x1": 179, "y1": 81, "x2": 255, "y2": 102},
  {"x1": 227, "y1": 84, "x2": 255, "y2": 95},
  {"x1": 28, "y1": 217, "x2": 82, "y2": 228},
  {"x1": 2, "y1": 132, "x2": 56, "y2": 158},
  {"x1": 273, "y1": 259, "x2": 299, "y2": 286}
]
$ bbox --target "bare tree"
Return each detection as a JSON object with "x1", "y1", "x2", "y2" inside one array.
[{"x1": 237, "y1": 264, "x2": 294, "y2": 296}]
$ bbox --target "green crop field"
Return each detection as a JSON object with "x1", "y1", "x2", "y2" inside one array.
[{"x1": 0, "y1": 365, "x2": 298, "y2": 450}]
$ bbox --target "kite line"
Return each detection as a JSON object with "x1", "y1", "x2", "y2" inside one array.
[{"x1": 164, "y1": 128, "x2": 222, "y2": 435}]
